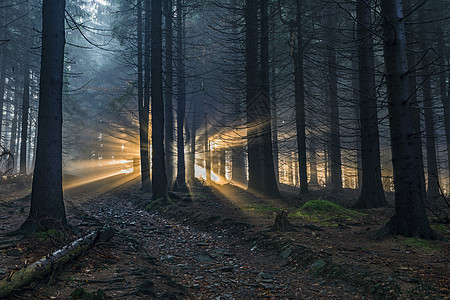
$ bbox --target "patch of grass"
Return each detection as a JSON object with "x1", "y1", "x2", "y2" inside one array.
[
  {"x1": 242, "y1": 204, "x2": 282, "y2": 213},
  {"x1": 289, "y1": 199, "x2": 364, "y2": 226},
  {"x1": 402, "y1": 238, "x2": 442, "y2": 251}
]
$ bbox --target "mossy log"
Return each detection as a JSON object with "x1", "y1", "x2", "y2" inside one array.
[{"x1": 0, "y1": 227, "x2": 114, "y2": 299}]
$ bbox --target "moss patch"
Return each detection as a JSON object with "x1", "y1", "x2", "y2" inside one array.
[
  {"x1": 31, "y1": 229, "x2": 65, "y2": 241},
  {"x1": 402, "y1": 238, "x2": 442, "y2": 251},
  {"x1": 289, "y1": 199, "x2": 364, "y2": 226},
  {"x1": 242, "y1": 204, "x2": 282, "y2": 213}
]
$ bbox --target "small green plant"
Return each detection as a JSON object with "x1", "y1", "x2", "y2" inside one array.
[
  {"x1": 145, "y1": 197, "x2": 173, "y2": 211},
  {"x1": 289, "y1": 199, "x2": 364, "y2": 226},
  {"x1": 402, "y1": 238, "x2": 442, "y2": 251}
]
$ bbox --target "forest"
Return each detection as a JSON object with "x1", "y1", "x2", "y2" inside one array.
[{"x1": 0, "y1": 0, "x2": 449, "y2": 298}]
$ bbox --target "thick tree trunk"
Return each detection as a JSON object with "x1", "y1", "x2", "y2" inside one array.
[
  {"x1": 326, "y1": 4, "x2": 342, "y2": 191},
  {"x1": 151, "y1": 0, "x2": 168, "y2": 200},
  {"x1": 164, "y1": 0, "x2": 174, "y2": 188},
  {"x1": 245, "y1": 0, "x2": 264, "y2": 193},
  {"x1": 294, "y1": 2, "x2": 308, "y2": 195},
  {"x1": 353, "y1": 0, "x2": 387, "y2": 208},
  {"x1": 21, "y1": 0, "x2": 67, "y2": 232},
  {"x1": 173, "y1": 0, "x2": 186, "y2": 191},
  {"x1": 378, "y1": 0, "x2": 436, "y2": 239},
  {"x1": 231, "y1": 145, "x2": 246, "y2": 185},
  {"x1": 139, "y1": 0, "x2": 151, "y2": 192}
]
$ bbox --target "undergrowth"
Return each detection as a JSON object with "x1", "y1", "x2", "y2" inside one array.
[{"x1": 289, "y1": 199, "x2": 365, "y2": 226}]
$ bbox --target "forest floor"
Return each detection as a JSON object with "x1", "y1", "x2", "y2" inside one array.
[{"x1": 0, "y1": 175, "x2": 449, "y2": 299}]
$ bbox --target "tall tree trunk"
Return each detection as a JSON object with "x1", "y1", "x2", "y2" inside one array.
[
  {"x1": 245, "y1": 0, "x2": 263, "y2": 193},
  {"x1": 353, "y1": 0, "x2": 387, "y2": 208},
  {"x1": 138, "y1": 0, "x2": 151, "y2": 192},
  {"x1": 309, "y1": 142, "x2": 318, "y2": 186},
  {"x1": 21, "y1": 0, "x2": 67, "y2": 232},
  {"x1": 378, "y1": 0, "x2": 436, "y2": 239},
  {"x1": 151, "y1": 0, "x2": 168, "y2": 199},
  {"x1": 187, "y1": 98, "x2": 196, "y2": 182},
  {"x1": 10, "y1": 80, "x2": 21, "y2": 164},
  {"x1": 404, "y1": 1, "x2": 426, "y2": 199},
  {"x1": 260, "y1": 0, "x2": 279, "y2": 197},
  {"x1": 0, "y1": 40, "x2": 7, "y2": 144},
  {"x1": 20, "y1": 55, "x2": 30, "y2": 174},
  {"x1": 438, "y1": 37, "x2": 450, "y2": 189},
  {"x1": 294, "y1": 2, "x2": 308, "y2": 194},
  {"x1": 271, "y1": 43, "x2": 279, "y2": 183},
  {"x1": 174, "y1": 0, "x2": 186, "y2": 191},
  {"x1": 164, "y1": 0, "x2": 174, "y2": 187},
  {"x1": 418, "y1": 8, "x2": 439, "y2": 201},
  {"x1": 203, "y1": 84, "x2": 211, "y2": 184},
  {"x1": 326, "y1": 3, "x2": 342, "y2": 191}
]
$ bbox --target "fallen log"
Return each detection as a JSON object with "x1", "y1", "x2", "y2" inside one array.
[{"x1": 0, "y1": 227, "x2": 114, "y2": 299}]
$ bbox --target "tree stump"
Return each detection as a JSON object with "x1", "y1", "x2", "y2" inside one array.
[{"x1": 273, "y1": 211, "x2": 291, "y2": 232}]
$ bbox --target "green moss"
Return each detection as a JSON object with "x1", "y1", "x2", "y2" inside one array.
[
  {"x1": 145, "y1": 197, "x2": 173, "y2": 211},
  {"x1": 242, "y1": 204, "x2": 282, "y2": 212},
  {"x1": 402, "y1": 238, "x2": 442, "y2": 251},
  {"x1": 289, "y1": 199, "x2": 364, "y2": 226},
  {"x1": 31, "y1": 229, "x2": 65, "y2": 241}
]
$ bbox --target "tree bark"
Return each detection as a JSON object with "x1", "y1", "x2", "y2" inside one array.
[
  {"x1": 20, "y1": 56, "x2": 30, "y2": 174},
  {"x1": 173, "y1": 0, "x2": 187, "y2": 191},
  {"x1": 403, "y1": 0, "x2": 427, "y2": 199},
  {"x1": 139, "y1": 0, "x2": 152, "y2": 192},
  {"x1": 326, "y1": 3, "x2": 342, "y2": 191},
  {"x1": 20, "y1": 0, "x2": 67, "y2": 232},
  {"x1": 245, "y1": 0, "x2": 264, "y2": 193},
  {"x1": 151, "y1": 0, "x2": 168, "y2": 200},
  {"x1": 294, "y1": 1, "x2": 308, "y2": 194},
  {"x1": 378, "y1": 0, "x2": 436, "y2": 239},
  {"x1": 164, "y1": 0, "x2": 174, "y2": 188},
  {"x1": 438, "y1": 37, "x2": 450, "y2": 190},
  {"x1": 352, "y1": 0, "x2": 387, "y2": 208},
  {"x1": 419, "y1": 7, "x2": 439, "y2": 201}
]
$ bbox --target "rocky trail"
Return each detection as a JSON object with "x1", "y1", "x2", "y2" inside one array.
[{"x1": 0, "y1": 178, "x2": 449, "y2": 299}]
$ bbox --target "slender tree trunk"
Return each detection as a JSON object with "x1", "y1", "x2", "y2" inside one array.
[
  {"x1": 378, "y1": 0, "x2": 436, "y2": 239},
  {"x1": 138, "y1": 0, "x2": 151, "y2": 192},
  {"x1": 21, "y1": 0, "x2": 67, "y2": 232},
  {"x1": 187, "y1": 98, "x2": 196, "y2": 182},
  {"x1": 260, "y1": 0, "x2": 279, "y2": 197},
  {"x1": 20, "y1": 53, "x2": 30, "y2": 174},
  {"x1": 271, "y1": 43, "x2": 279, "y2": 183},
  {"x1": 10, "y1": 80, "x2": 21, "y2": 164},
  {"x1": 309, "y1": 142, "x2": 318, "y2": 186},
  {"x1": 174, "y1": 0, "x2": 186, "y2": 191},
  {"x1": 164, "y1": 0, "x2": 174, "y2": 188},
  {"x1": 353, "y1": 0, "x2": 387, "y2": 208},
  {"x1": 326, "y1": 3, "x2": 342, "y2": 191},
  {"x1": 0, "y1": 41, "x2": 7, "y2": 144},
  {"x1": 418, "y1": 9, "x2": 439, "y2": 201},
  {"x1": 151, "y1": 0, "x2": 168, "y2": 199},
  {"x1": 438, "y1": 37, "x2": 450, "y2": 189},
  {"x1": 294, "y1": 2, "x2": 308, "y2": 194}
]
